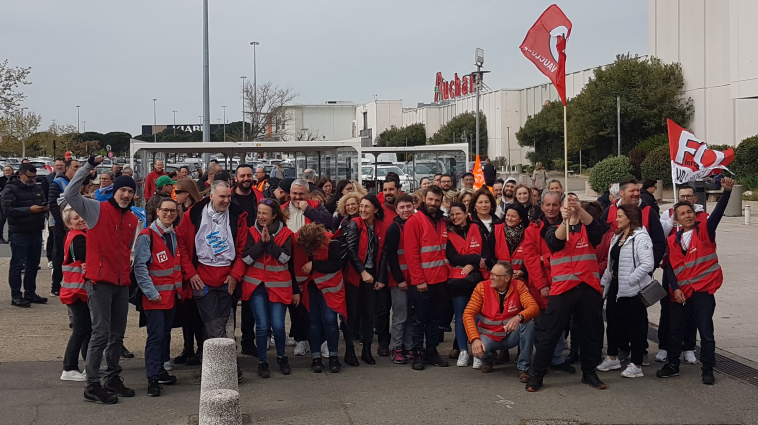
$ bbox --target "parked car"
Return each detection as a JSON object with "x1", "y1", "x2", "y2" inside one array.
[{"x1": 361, "y1": 165, "x2": 413, "y2": 193}]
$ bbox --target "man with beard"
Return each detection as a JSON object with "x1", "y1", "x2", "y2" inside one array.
[
  {"x1": 493, "y1": 179, "x2": 504, "y2": 204},
  {"x1": 496, "y1": 177, "x2": 517, "y2": 218},
  {"x1": 439, "y1": 174, "x2": 454, "y2": 193},
  {"x1": 231, "y1": 165, "x2": 264, "y2": 357},
  {"x1": 273, "y1": 178, "x2": 293, "y2": 205},
  {"x1": 382, "y1": 177, "x2": 400, "y2": 221},
  {"x1": 404, "y1": 185, "x2": 450, "y2": 370},
  {"x1": 64, "y1": 155, "x2": 139, "y2": 404}
]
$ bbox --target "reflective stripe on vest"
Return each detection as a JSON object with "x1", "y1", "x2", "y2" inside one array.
[
  {"x1": 321, "y1": 279, "x2": 344, "y2": 294},
  {"x1": 253, "y1": 262, "x2": 289, "y2": 272},
  {"x1": 314, "y1": 271, "x2": 339, "y2": 284},
  {"x1": 61, "y1": 281, "x2": 86, "y2": 289},
  {"x1": 550, "y1": 254, "x2": 598, "y2": 266},
  {"x1": 61, "y1": 265, "x2": 83, "y2": 274},
  {"x1": 420, "y1": 244, "x2": 444, "y2": 253},
  {"x1": 478, "y1": 316, "x2": 507, "y2": 326},
  {"x1": 673, "y1": 252, "x2": 718, "y2": 275},
  {"x1": 266, "y1": 281, "x2": 292, "y2": 288},
  {"x1": 678, "y1": 264, "x2": 722, "y2": 287},
  {"x1": 296, "y1": 276, "x2": 308, "y2": 283},
  {"x1": 422, "y1": 259, "x2": 449, "y2": 268},
  {"x1": 244, "y1": 275, "x2": 262, "y2": 286},
  {"x1": 148, "y1": 269, "x2": 174, "y2": 277},
  {"x1": 476, "y1": 327, "x2": 508, "y2": 338},
  {"x1": 153, "y1": 284, "x2": 176, "y2": 291}
]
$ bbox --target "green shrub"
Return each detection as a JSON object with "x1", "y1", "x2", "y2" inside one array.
[
  {"x1": 640, "y1": 145, "x2": 672, "y2": 185},
  {"x1": 635, "y1": 134, "x2": 669, "y2": 153},
  {"x1": 737, "y1": 171, "x2": 758, "y2": 191},
  {"x1": 589, "y1": 156, "x2": 634, "y2": 193},
  {"x1": 733, "y1": 135, "x2": 758, "y2": 178}
]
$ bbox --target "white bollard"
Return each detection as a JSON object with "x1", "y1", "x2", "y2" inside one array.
[
  {"x1": 746, "y1": 205, "x2": 751, "y2": 225},
  {"x1": 199, "y1": 389, "x2": 241, "y2": 425},
  {"x1": 201, "y1": 338, "x2": 238, "y2": 394}
]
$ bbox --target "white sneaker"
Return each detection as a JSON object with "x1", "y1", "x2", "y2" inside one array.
[
  {"x1": 457, "y1": 350, "x2": 470, "y2": 367},
  {"x1": 472, "y1": 357, "x2": 483, "y2": 370},
  {"x1": 60, "y1": 370, "x2": 86, "y2": 382},
  {"x1": 655, "y1": 350, "x2": 668, "y2": 362},
  {"x1": 47, "y1": 261, "x2": 53, "y2": 269},
  {"x1": 621, "y1": 363, "x2": 644, "y2": 378},
  {"x1": 596, "y1": 356, "x2": 621, "y2": 371},
  {"x1": 163, "y1": 360, "x2": 174, "y2": 371},
  {"x1": 286, "y1": 337, "x2": 297, "y2": 347},
  {"x1": 683, "y1": 350, "x2": 698, "y2": 364},
  {"x1": 320, "y1": 341, "x2": 329, "y2": 358},
  {"x1": 293, "y1": 340, "x2": 308, "y2": 356}
]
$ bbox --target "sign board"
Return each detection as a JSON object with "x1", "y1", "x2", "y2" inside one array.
[
  {"x1": 108, "y1": 152, "x2": 114, "y2": 159},
  {"x1": 106, "y1": 144, "x2": 112, "y2": 152},
  {"x1": 434, "y1": 72, "x2": 475, "y2": 102}
]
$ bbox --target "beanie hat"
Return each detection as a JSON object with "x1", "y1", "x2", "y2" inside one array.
[
  {"x1": 155, "y1": 175, "x2": 176, "y2": 189},
  {"x1": 279, "y1": 178, "x2": 295, "y2": 194},
  {"x1": 113, "y1": 175, "x2": 137, "y2": 192}
]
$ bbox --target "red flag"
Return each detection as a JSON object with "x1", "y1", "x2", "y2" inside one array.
[
  {"x1": 473, "y1": 155, "x2": 486, "y2": 190},
  {"x1": 520, "y1": 4, "x2": 572, "y2": 105},
  {"x1": 667, "y1": 119, "x2": 734, "y2": 184}
]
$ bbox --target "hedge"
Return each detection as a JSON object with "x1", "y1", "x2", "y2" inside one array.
[
  {"x1": 640, "y1": 144, "x2": 672, "y2": 185},
  {"x1": 733, "y1": 135, "x2": 758, "y2": 178},
  {"x1": 589, "y1": 156, "x2": 635, "y2": 193}
]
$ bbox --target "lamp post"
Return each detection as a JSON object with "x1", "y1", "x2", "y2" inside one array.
[
  {"x1": 251, "y1": 41, "x2": 259, "y2": 138},
  {"x1": 172, "y1": 110, "x2": 177, "y2": 135},
  {"x1": 76, "y1": 105, "x2": 81, "y2": 133},
  {"x1": 152, "y1": 99, "x2": 157, "y2": 143},
  {"x1": 473, "y1": 48, "x2": 488, "y2": 159},
  {"x1": 222, "y1": 106, "x2": 226, "y2": 141},
  {"x1": 241, "y1": 76, "x2": 247, "y2": 141},
  {"x1": 506, "y1": 126, "x2": 511, "y2": 174},
  {"x1": 617, "y1": 95, "x2": 621, "y2": 156},
  {"x1": 82, "y1": 121, "x2": 86, "y2": 132},
  {"x1": 202, "y1": 0, "x2": 210, "y2": 143}
]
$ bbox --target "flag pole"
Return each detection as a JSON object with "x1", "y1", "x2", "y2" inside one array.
[{"x1": 564, "y1": 103, "x2": 569, "y2": 242}]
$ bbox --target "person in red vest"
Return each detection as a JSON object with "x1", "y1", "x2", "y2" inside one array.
[
  {"x1": 525, "y1": 194, "x2": 610, "y2": 392},
  {"x1": 521, "y1": 191, "x2": 576, "y2": 373},
  {"x1": 133, "y1": 198, "x2": 182, "y2": 396},
  {"x1": 657, "y1": 177, "x2": 734, "y2": 385},
  {"x1": 464, "y1": 261, "x2": 539, "y2": 381},
  {"x1": 377, "y1": 194, "x2": 415, "y2": 364},
  {"x1": 404, "y1": 185, "x2": 450, "y2": 370},
  {"x1": 240, "y1": 198, "x2": 297, "y2": 379},
  {"x1": 373, "y1": 176, "x2": 401, "y2": 357},
  {"x1": 293, "y1": 223, "x2": 345, "y2": 374},
  {"x1": 59, "y1": 207, "x2": 91, "y2": 383},
  {"x1": 175, "y1": 180, "x2": 248, "y2": 380},
  {"x1": 445, "y1": 202, "x2": 490, "y2": 368},
  {"x1": 144, "y1": 159, "x2": 167, "y2": 202},
  {"x1": 63, "y1": 155, "x2": 139, "y2": 404},
  {"x1": 345, "y1": 194, "x2": 387, "y2": 365}
]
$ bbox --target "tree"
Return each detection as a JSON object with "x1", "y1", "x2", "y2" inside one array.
[
  {"x1": 640, "y1": 144, "x2": 673, "y2": 185},
  {"x1": 0, "y1": 60, "x2": 32, "y2": 115},
  {"x1": 589, "y1": 155, "x2": 635, "y2": 193},
  {"x1": 241, "y1": 81, "x2": 298, "y2": 141},
  {"x1": 0, "y1": 110, "x2": 41, "y2": 157},
  {"x1": 377, "y1": 123, "x2": 426, "y2": 147},
  {"x1": 291, "y1": 128, "x2": 322, "y2": 141},
  {"x1": 516, "y1": 100, "x2": 567, "y2": 169},
  {"x1": 568, "y1": 54, "x2": 693, "y2": 162},
  {"x1": 428, "y1": 112, "x2": 487, "y2": 157}
]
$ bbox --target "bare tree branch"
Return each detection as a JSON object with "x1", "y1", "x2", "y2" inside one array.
[
  {"x1": 242, "y1": 82, "x2": 298, "y2": 141},
  {"x1": 0, "y1": 60, "x2": 32, "y2": 116}
]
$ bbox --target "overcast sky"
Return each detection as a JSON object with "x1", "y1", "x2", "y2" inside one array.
[{"x1": 3, "y1": 0, "x2": 647, "y2": 136}]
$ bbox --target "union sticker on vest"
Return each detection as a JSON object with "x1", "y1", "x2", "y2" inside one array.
[{"x1": 156, "y1": 251, "x2": 168, "y2": 263}]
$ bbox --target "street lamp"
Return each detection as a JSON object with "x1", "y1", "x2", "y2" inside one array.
[
  {"x1": 153, "y1": 99, "x2": 157, "y2": 143},
  {"x1": 222, "y1": 106, "x2": 227, "y2": 141},
  {"x1": 251, "y1": 41, "x2": 259, "y2": 138},
  {"x1": 172, "y1": 110, "x2": 177, "y2": 135},
  {"x1": 241, "y1": 76, "x2": 247, "y2": 141},
  {"x1": 76, "y1": 105, "x2": 81, "y2": 133},
  {"x1": 473, "y1": 48, "x2": 489, "y2": 158},
  {"x1": 82, "y1": 121, "x2": 86, "y2": 132}
]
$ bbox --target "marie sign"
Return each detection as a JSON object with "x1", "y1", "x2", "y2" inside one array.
[{"x1": 434, "y1": 72, "x2": 475, "y2": 102}]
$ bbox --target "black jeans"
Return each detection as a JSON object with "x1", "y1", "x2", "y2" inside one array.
[
  {"x1": 658, "y1": 292, "x2": 697, "y2": 352},
  {"x1": 63, "y1": 300, "x2": 92, "y2": 371},
  {"x1": 9, "y1": 232, "x2": 43, "y2": 300},
  {"x1": 177, "y1": 298, "x2": 204, "y2": 354},
  {"x1": 51, "y1": 225, "x2": 67, "y2": 293},
  {"x1": 240, "y1": 296, "x2": 256, "y2": 352},
  {"x1": 144, "y1": 307, "x2": 175, "y2": 379},
  {"x1": 532, "y1": 283, "x2": 604, "y2": 376},
  {"x1": 288, "y1": 303, "x2": 310, "y2": 342},
  {"x1": 358, "y1": 272, "x2": 378, "y2": 345},
  {"x1": 606, "y1": 295, "x2": 648, "y2": 366},
  {"x1": 46, "y1": 226, "x2": 54, "y2": 261},
  {"x1": 374, "y1": 284, "x2": 391, "y2": 347},
  {"x1": 0, "y1": 209, "x2": 7, "y2": 239},
  {"x1": 411, "y1": 283, "x2": 448, "y2": 353},
  {"x1": 85, "y1": 282, "x2": 129, "y2": 384},
  {"x1": 194, "y1": 285, "x2": 233, "y2": 339},
  {"x1": 342, "y1": 283, "x2": 359, "y2": 346},
  {"x1": 666, "y1": 292, "x2": 717, "y2": 373}
]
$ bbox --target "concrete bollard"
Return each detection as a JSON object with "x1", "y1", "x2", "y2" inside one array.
[
  {"x1": 199, "y1": 389, "x2": 241, "y2": 425},
  {"x1": 201, "y1": 338, "x2": 238, "y2": 394},
  {"x1": 725, "y1": 184, "x2": 743, "y2": 217}
]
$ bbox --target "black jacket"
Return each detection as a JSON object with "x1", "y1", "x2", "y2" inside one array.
[
  {"x1": 1, "y1": 176, "x2": 47, "y2": 234},
  {"x1": 377, "y1": 215, "x2": 407, "y2": 285},
  {"x1": 483, "y1": 164, "x2": 497, "y2": 186},
  {"x1": 48, "y1": 173, "x2": 70, "y2": 228},
  {"x1": 601, "y1": 199, "x2": 666, "y2": 267},
  {"x1": 640, "y1": 191, "x2": 660, "y2": 216}
]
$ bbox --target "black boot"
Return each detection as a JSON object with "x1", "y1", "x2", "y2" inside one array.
[
  {"x1": 147, "y1": 379, "x2": 161, "y2": 397},
  {"x1": 277, "y1": 356, "x2": 291, "y2": 375},
  {"x1": 329, "y1": 356, "x2": 342, "y2": 373},
  {"x1": 84, "y1": 382, "x2": 118, "y2": 404},
  {"x1": 411, "y1": 350, "x2": 425, "y2": 370},
  {"x1": 361, "y1": 344, "x2": 376, "y2": 365},
  {"x1": 311, "y1": 357, "x2": 323, "y2": 373},
  {"x1": 173, "y1": 349, "x2": 194, "y2": 364},
  {"x1": 344, "y1": 344, "x2": 359, "y2": 367}
]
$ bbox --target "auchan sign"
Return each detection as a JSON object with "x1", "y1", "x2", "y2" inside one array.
[{"x1": 434, "y1": 72, "x2": 475, "y2": 102}]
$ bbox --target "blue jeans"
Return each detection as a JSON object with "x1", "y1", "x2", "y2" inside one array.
[
  {"x1": 478, "y1": 320, "x2": 535, "y2": 371},
  {"x1": 144, "y1": 307, "x2": 175, "y2": 379},
  {"x1": 307, "y1": 285, "x2": 340, "y2": 358},
  {"x1": 249, "y1": 285, "x2": 287, "y2": 363},
  {"x1": 8, "y1": 232, "x2": 43, "y2": 300},
  {"x1": 451, "y1": 295, "x2": 471, "y2": 352}
]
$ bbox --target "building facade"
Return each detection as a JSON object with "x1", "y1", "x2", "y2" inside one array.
[{"x1": 282, "y1": 101, "x2": 356, "y2": 141}]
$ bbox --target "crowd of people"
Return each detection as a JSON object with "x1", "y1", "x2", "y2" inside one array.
[{"x1": 1, "y1": 155, "x2": 734, "y2": 403}]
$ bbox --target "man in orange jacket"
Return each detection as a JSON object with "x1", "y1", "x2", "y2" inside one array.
[{"x1": 464, "y1": 261, "x2": 539, "y2": 382}]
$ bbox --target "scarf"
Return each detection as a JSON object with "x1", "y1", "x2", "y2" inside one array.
[
  {"x1": 195, "y1": 202, "x2": 235, "y2": 267},
  {"x1": 288, "y1": 203, "x2": 306, "y2": 232},
  {"x1": 504, "y1": 223, "x2": 525, "y2": 255},
  {"x1": 95, "y1": 184, "x2": 114, "y2": 202}
]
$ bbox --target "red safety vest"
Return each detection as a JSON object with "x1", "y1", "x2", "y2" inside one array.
[
  {"x1": 667, "y1": 221, "x2": 723, "y2": 298},
  {"x1": 476, "y1": 280, "x2": 522, "y2": 342},
  {"x1": 447, "y1": 224, "x2": 488, "y2": 280},
  {"x1": 60, "y1": 229, "x2": 87, "y2": 305},
  {"x1": 405, "y1": 212, "x2": 449, "y2": 285},
  {"x1": 86, "y1": 201, "x2": 139, "y2": 285},
  {"x1": 607, "y1": 202, "x2": 650, "y2": 232},
  {"x1": 242, "y1": 224, "x2": 294, "y2": 304},
  {"x1": 548, "y1": 223, "x2": 601, "y2": 295},
  {"x1": 140, "y1": 228, "x2": 181, "y2": 311},
  {"x1": 493, "y1": 223, "x2": 516, "y2": 264},
  {"x1": 522, "y1": 220, "x2": 551, "y2": 309},
  {"x1": 386, "y1": 221, "x2": 408, "y2": 287},
  {"x1": 344, "y1": 217, "x2": 388, "y2": 286},
  {"x1": 292, "y1": 233, "x2": 348, "y2": 318},
  {"x1": 282, "y1": 200, "x2": 321, "y2": 224},
  {"x1": 383, "y1": 204, "x2": 397, "y2": 221}
]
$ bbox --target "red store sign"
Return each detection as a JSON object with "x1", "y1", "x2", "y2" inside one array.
[{"x1": 434, "y1": 72, "x2": 475, "y2": 102}]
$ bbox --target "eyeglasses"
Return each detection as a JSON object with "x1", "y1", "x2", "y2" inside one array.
[
  {"x1": 159, "y1": 208, "x2": 178, "y2": 214},
  {"x1": 678, "y1": 194, "x2": 697, "y2": 199},
  {"x1": 490, "y1": 274, "x2": 510, "y2": 279},
  {"x1": 174, "y1": 190, "x2": 187, "y2": 194},
  {"x1": 259, "y1": 199, "x2": 274, "y2": 205}
]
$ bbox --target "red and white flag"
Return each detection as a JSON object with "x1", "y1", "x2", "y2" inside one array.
[
  {"x1": 520, "y1": 4, "x2": 572, "y2": 105},
  {"x1": 668, "y1": 119, "x2": 734, "y2": 184}
]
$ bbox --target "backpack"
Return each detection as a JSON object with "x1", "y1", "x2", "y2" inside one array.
[{"x1": 128, "y1": 230, "x2": 154, "y2": 310}]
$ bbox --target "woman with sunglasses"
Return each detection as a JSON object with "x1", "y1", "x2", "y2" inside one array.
[
  {"x1": 170, "y1": 178, "x2": 205, "y2": 367},
  {"x1": 132, "y1": 198, "x2": 182, "y2": 396},
  {"x1": 241, "y1": 198, "x2": 298, "y2": 379}
]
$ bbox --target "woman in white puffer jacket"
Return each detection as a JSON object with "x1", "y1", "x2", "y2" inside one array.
[{"x1": 597, "y1": 204, "x2": 655, "y2": 378}]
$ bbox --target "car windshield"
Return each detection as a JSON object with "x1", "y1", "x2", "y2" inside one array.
[{"x1": 377, "y1": 166, "x2": 402, "y2": 177}]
